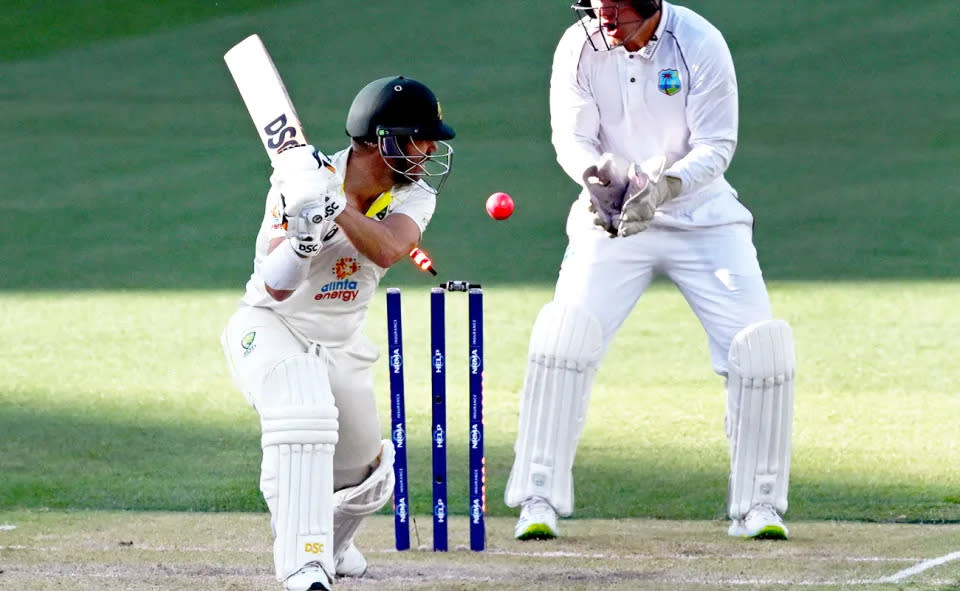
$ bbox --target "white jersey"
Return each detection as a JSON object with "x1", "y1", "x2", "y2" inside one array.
[
  {"x1": 551, "y1": 2, "x2": 752, "y2": 228},
  {"x1": 239, "y1": 147, "x2": 436, "y2": 346}
]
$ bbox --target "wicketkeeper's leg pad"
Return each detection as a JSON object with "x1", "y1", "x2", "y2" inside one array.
[
  {"x1": 258, "y1": 354, "x2": 339, "y2": 581},
  {"x1": 332, "y1": 439, "x2": 395, "y2": 561},
  {"x1": 504, "y1": 302, "x2": 603, "y2": 516},
  {"x1": 726, "y1": 319, "x2": 795, "y2": 519}
]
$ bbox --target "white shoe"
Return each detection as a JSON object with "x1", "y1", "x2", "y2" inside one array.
[
  {"x1": 283, "y1": 561, "x2": 333, "y2": 591},
  {"x1": 728, "y1": 504, "x2": 789, "y2": 540},
  {"x1": 514, "y1": 497, "x2": 559, "y2": 540},
  {"x1": 335, "y1": 542, "x2": 367, "y2": 578}
]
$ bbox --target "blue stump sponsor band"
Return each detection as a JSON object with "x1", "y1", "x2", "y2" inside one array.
[
  {"x1": 430, "y1": 287, "x2": 448, "y2": 551},
  {"x1": 468, "y1": 288, "x2": 486, "y2": 551},
  {"x1": 386, "y1": 288, "x2": 410, "y2": 551}
]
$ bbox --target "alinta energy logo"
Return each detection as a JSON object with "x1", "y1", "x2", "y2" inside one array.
[
  {"x1": 333, "y1": 257, "x2": 359, "y2": 279},
  {"x1": 315, "y1": 257, "x2": 361, "y2": 302}
]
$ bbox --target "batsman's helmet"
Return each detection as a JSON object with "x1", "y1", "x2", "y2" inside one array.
[
  {"x1": 346, "y1": 76, "x2": 455, "y2": 194},
  {"x1": 346, "y1": 76, "x2": 455, "y2": 142}
]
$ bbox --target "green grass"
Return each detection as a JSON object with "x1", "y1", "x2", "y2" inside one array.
[
  {"x1": 1, "y1": 283, "x2": 958, "y2": 522},
  {"x1": 0, "y1": 1, "x2": 957, "y2": 289},
  {"x1": 0, "y1": 0, "x2": 957, "y2": 533},
  {"x1": 0, "y1": 0, "x2": 306, "y2": 61}
]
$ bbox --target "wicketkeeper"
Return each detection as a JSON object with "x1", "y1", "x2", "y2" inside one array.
[
  {"x1": 506, "y1": 0, "x2": 797, "y2": 542},
  {"x1": 221, "y1": 76, "x2": 455, "y2": 591}
]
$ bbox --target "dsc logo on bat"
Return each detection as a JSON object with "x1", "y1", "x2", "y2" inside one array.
[{"x1": 263, "y1": 113, "x2": 300, "y2": 151}]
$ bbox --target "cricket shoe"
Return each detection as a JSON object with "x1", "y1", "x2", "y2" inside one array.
[
  {"x1": 335, "y1": 543, "x2": 367, "y2": 578},
  {"x1": 283, "y1": 561, "x2": 333, "y2": 591},
  {"x1": 514, "y1": 497, "x2": 559, "y2": 540},
  {"x1": 728, "y1": 504, "x2": 789, "y2": 540}
]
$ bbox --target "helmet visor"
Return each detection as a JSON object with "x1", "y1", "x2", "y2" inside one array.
[
  {"x1": 572, "y1": 1, "x2": 646, "y2": 51},
  {"x1": 377, "y1": 132, "x2": 454, "y2": 195}
]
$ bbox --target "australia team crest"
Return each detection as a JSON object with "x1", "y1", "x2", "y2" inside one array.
[{"x1": 658, "y1": 68, "x2": 681, "y2": 96}]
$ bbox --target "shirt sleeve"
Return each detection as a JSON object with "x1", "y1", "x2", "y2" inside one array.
[
  {"x1": 387, "y1": 185, "x2": 436, "y2": 235},
  {"x1": 550, "y1": 26, "x2": 602, "y2": 185},
  {"x1": 665, "y1": 29, "x2": 739, "y2": 194}
]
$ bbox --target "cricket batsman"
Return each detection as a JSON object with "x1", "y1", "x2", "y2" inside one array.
[{"x1": 221, "y1": 76, "x2": 455, "y2": 591}]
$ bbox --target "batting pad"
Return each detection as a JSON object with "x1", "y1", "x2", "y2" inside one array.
[
  {"x1": 726, "y1": 319, "x2": 795, "y2": 519},
  {"x1": 259, "y1": 354, "x2": 339, "y2": 581},
  {"x1": 505, "y1": 302, "x2": 603, "y2": 516},
  {"x1": 332, "y1": 439, "x2": 395, "y2": 560}
]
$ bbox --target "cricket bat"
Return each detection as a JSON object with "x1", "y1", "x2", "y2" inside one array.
[
  {"x1": 223, "y1": 34, "x2": 314, "y2": 163},
  {"x1": 223, "y1": 34, "x2": 437, "y2": 275}
]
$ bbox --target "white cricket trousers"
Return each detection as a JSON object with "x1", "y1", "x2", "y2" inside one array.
[
  {"x1": 221, "y1": 305, "x2": 382, "y2": 486},
  {"x1": 555, "y1": 218, "x2": 773, "y2": 375}
]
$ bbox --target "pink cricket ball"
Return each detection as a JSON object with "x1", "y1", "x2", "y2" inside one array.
[{"x1": 485, "y1": 192, "x2": 514, "y2": 220}]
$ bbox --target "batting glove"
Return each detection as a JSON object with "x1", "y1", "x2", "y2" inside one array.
[
  {"x1": 286, "y1": 208, "x2": 337, "y2": 258},
  {"x1": 271, "y1": 145, "x2": 346, "y2": 221}
]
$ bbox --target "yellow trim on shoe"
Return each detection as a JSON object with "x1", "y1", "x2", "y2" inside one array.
[
  {"x1": 752, "y1": 525, "x2": 788, "y2": 540},
  {"x1": 517, "y1": 523, "x2": 557, "y2": 541}
]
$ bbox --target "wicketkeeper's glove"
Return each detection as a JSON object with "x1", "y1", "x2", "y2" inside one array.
[
  {"x1": 582, "y1": 153, "x2": 630, "y2": 236},
  {"x1": 616, "y1": 155, "x2": 682, "y2": 237}
]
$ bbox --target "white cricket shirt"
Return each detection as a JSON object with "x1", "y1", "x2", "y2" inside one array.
[
  {"x1": 240, "y1": 147, "x2": 436, "y2": 346},
  {"x1": 552, "y1": 2, "x2": 753, "y2": 228}
]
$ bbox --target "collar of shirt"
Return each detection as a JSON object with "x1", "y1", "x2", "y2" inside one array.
[
  {"x1": 331, "y1": 146, "x2": 392, "y2": 218},
  {"x1": 634, "y1": 1, "x2": 670, "y2": 61}
]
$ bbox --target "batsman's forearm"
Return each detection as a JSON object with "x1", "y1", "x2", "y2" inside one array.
[
  {"x1": 262, "y1": 237, "x2": 306, "y2": 301},
  {"x1": 334, "y1": 207, "x2": 416, "y2": 269}
]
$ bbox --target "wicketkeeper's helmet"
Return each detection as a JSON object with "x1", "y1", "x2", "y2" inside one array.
[
  {"x1": 346, "y1": 76, "x2": 455, "y2": 194},
  {"x1": 572, "y1": 0, "x2": 662, "y2": 51},
  {"x1": 572, "y1": 0, "x2": 660, "y2": 19}
]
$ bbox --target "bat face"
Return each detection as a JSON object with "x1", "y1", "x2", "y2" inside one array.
[
  {"x1": 223, "y1": 34, "x2": 307, "y2": 162},
  {"x1": 262, "y1": 113, "x2": 302, "y2": 153}
]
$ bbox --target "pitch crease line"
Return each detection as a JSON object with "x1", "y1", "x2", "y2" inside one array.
[
  {"x1": 373, "y1": 547, "x2": 918, "y2": 563},
  {"x1": 877, "y1": 550, "x2": 960, "y2": 583}
]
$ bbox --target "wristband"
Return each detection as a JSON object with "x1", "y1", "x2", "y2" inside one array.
[{"x1": 261, "y1": 241, "x2": 310, "y2": 291}]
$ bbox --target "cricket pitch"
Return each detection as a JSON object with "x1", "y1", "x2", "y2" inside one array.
[{"x1": 1, "y1": 512, "x2": 958, "y2": 590}]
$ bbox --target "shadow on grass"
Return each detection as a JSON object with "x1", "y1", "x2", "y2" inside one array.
[{"x1": 2, "y1": 406, "x2": 957, "y2": 523}]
